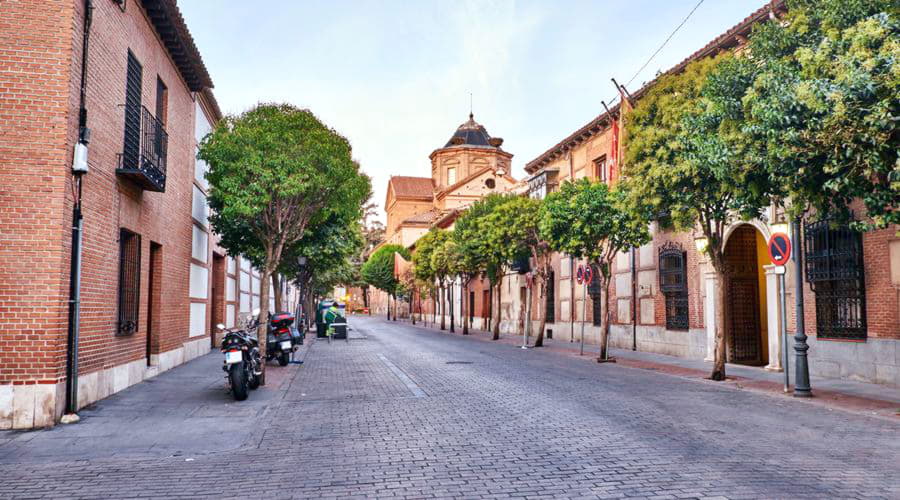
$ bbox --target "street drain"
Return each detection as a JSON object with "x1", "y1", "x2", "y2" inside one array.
[{"x1": 446, "y1": 361, "x2": 473, "y2": 365}]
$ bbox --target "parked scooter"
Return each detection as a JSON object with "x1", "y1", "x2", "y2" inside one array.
[
  {"x1": 267, "y1": 312, "x2": 297, "y2": 366},
  {"x1": 217, "y1": 309, "x2": 262, "y2": 401}
]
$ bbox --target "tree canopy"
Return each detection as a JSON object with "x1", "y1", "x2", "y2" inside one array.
[{"x1": 361, "y1": 244, "x2": 411, "y2": 298}]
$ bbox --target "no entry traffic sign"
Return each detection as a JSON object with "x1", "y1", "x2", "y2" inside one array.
[
  {"x1": 583, "y1": 265, "x2": 593, "y2": 285},
  {"x1": 768, "y1": 232, "x2": 792, "y2": 266}
]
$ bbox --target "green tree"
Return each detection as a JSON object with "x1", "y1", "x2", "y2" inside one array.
[
  {"x1": 200, "y1": 103, "x2": 369, "y2": 384},
  {"x1": 484, "y1": 196, "x2": 554, "y2": 346},
  {"x1": 541, "y1": 179, "x2": 649, "y2": 360},
  {"x1": 623, "y1": 53, "x2": 777, "y2": 380},
  {"x1": 454, "y1": 194, "x2": 517, "y2": 340},
  {"x1": 412, "y1": 229, "x2": 446, "y2": 329},
  {"x1": 737, "y1": 0, "x2": 899, "y2": 227},
  {"x1": 361, "y1": 244, "x2": 411, "y2": 320},
  {"x1": 431, "y1": 234, "x2": 459, "y2": 332}
]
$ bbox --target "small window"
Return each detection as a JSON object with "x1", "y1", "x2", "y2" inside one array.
[
  {"x1": 593, "y1": 155, "x2": 607, "y2": 182},
  {"x1": 117, "y1": 229, "x2": 141, "y2": 335},
  {"x1": 155, "y1": 77, "x2": 167, "y2": 126},
  {"x1": 659, "y1": 242, "x2": 688, "y2": 330},
  {"x1": 805, "y1": 219, "x2": 866, "y2": 340},
  {"x1": 484, "y1": 178, "x2": 496, "y2": 189},
  {"x1": 447, "y1": 167, "x2": 457, "y2": 186}
]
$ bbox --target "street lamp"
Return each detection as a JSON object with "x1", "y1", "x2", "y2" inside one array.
[{"x1": 296, "y1": 256, "x2": 308, "y2": 328}]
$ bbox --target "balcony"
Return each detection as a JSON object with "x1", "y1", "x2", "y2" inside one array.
[{"x1": 116, "y1": 105, "x2": 167, "y2": 192}]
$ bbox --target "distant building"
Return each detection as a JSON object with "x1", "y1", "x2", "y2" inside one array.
[{"x1": 369, "y1": 114, "x2": 519, "y2": 318}]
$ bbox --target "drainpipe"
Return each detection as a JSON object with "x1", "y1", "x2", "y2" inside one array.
[
  {"x1": 569, "y1": 256, "x2": 575, "y2": 342},
  {"x1": 631, "y1": 247, "x2": 637, "y2": 351},
  {"x1": 64, "y1": 0, "x2": 93, "y2": 423}
]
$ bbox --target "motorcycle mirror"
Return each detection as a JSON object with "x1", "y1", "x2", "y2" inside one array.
[{"x1": 216, "y1": 323, "x2": 225, "y2": 331}]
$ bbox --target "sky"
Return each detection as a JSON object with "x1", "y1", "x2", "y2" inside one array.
[{"x1": 179, "y1": 0, "x2": 767, "y2": 222}]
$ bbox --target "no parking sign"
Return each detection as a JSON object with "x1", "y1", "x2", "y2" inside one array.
[{"x1": 767, "y1": 232, "x2": 792, "y2": 266}]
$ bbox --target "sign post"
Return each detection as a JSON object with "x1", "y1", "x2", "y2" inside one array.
[{"x1": 768, "y1": 232, "x2": 792, "y2": 393}]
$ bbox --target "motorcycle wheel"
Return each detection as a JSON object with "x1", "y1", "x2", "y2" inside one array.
[
  {"x1": 278, "y1": 350, "x2": 290, "y2": 367},
  {"x1": 248, "y1": 359, "x2": 260, "y2": 390},
  {"x1": 229, "y1": 362, "x2": 249, "y2": 401}
]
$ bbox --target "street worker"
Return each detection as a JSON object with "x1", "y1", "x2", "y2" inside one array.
[{"x1": 323, "y1": 302, "x2": 341, "y2": 338}]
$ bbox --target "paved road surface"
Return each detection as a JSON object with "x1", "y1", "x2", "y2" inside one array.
[{"x1": 1, "y1": 316, "x2": 898, "y2": 499}]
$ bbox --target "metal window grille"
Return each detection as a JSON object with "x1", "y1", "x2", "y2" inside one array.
[
  {"x1": 123, "y1": 51, "x2": 142, "y2": 172},
  {"x1": 804, "y1": 219, "x2": 866, "y2": 340},
  {"x1": 118, "y1": 229, "x2": 141, "y2": 336},
  {"x1": 659, "y1": 242, "x2": 689, "y2": 330},
  {"x1": 545, "y1": 271, "x2": 555, "y2": 323}
]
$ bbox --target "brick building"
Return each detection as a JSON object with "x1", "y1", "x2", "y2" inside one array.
[
  {"x1": 521, "y1": 2, "x2": 899, "y2": 387},
  {"x1": 0, "y1": 0, "x2": 269, "y2": 429},
  {"x1": 368, "y1": 114, "x2": 519, "y2": 323}
]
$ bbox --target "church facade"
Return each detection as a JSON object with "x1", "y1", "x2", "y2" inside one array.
[{"x1": 368, "y1": 114, "x2": 519, "y2": 318}]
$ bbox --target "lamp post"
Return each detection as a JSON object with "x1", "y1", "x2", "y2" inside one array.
[
  {"x1": 296, "y1": 256, "x2": 308, "y2": 329},
  {"x1": 791, "y1": 219, "x2": 812, "y2": 397}
]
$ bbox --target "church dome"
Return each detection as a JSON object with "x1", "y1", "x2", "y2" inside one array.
[{"x1": 444, "y1": 113, "x2": 503, "y2": 149}]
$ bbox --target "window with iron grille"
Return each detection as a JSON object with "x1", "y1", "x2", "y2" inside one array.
[
  {"x1": 545, "y1": 271, "x2": 555, "y2": 323},
  {"x1": 122, "y1": 51, "x2": 142, "y2": 171},
  {"x1": 804, "y1": 219, "x2": 866, "y2": 340},
  {"x1": 659, "y1": 242, "x2": 688, "y2": 330},
  {"x1": 117, "y1": 229, "x2": 141, "y2": 336}
]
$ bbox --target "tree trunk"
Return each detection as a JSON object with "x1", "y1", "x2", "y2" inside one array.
[
  {"x1": 439, "y1": 284, "x2": 446, "y2": 330},
  {"x1": 449, "y1": 282, "x2": 455, "y2": 333},
  {"x1": 461, "y1": 278, "x2": 469, "y2": 335},
  {"x1": 492, "y1": 280, "x2": 501, "y2": 340},
  {"x1": 257, "y1": 265, "x2": 273, "y2": 386},
  {"x1": 411, "y1": 290, "x2": 417, "y2": 325},
  {"x1": 534, "y1": 279, "x2": 547, "y2": 347},
  {"x1": 271, "y1": 274, "x2": 283, "y2": 312},
  {"x1": 710, "y1": 253, "x2": 727, "y2": 381},
  {"x1": 362, "y1": 285, "x2": 369, "y2": 311},
  {"x1": 598, "y1": 277, "x2": 610, "y2": 360},
  {"x1": 386, "y1": 294, "x2": 391, "y2": 321}
]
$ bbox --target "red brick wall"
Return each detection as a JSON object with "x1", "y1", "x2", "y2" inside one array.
[
  {"x1": 0, "y1": 0, "x2": 77, "y2": 384},
  {"x1": 0, "y1": 0, "x2": 201, "y2": 384}
]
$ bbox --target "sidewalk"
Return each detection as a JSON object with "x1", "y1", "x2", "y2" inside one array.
[
  {"x1": 381, "y1": 315, "x2": 900, "y2": 419},
  {"x1": 0, "y1": 334, "x2": 315, "y2": 464}
]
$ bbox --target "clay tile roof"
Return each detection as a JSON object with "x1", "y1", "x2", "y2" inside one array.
[
  {"x1": 402, "y1": 210, "x2": 438, "y2": 225},
  {"x1": 389, "y1": 176, "x2": 434, "y2": 200}
]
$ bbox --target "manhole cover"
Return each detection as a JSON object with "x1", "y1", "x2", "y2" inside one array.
[{"x1": 445, "y1": 361, "x2": 473, "y2": 365}]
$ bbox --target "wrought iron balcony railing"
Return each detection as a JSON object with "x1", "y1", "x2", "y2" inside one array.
[{"x1": 116, "y1": 104, "x2": 167, "y2": 192}]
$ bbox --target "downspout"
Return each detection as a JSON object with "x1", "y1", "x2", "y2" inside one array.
[
  {"x1": 631, "y1": 247, "x2": 637, "y2": 350},
  {"x1": 569, "y1": 256, "x2": 575, "y2": 342},
  {"x1": 64, "y1": 0, "x2": 93, "y2": 422}
]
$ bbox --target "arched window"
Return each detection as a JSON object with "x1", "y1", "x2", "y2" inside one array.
[{"x1": 659, "y1": 242, "x2": 688, "y2": 330}]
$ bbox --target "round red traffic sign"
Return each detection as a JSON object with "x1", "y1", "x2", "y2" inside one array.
[
  {"x1": 584, "y1": 265, "x2": 593, "y2": 285},
  {"x1": 767, "y1": 232, "x2": 792, "y2": 266},
  {"x1": 576, "y1": 265, "x2": 584, "y2": 284}
]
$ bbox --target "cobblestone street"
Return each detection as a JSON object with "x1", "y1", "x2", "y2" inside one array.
[{"x1": 1, "y1": 316, "x2": 898, "y2": 499}]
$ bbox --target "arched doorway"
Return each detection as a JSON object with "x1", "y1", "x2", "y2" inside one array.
[{"x1": 723, "y1": 225, "x2": 769, "y2": 366}]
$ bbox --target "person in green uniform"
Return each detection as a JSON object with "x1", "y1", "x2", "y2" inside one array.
[{"x1": 323, "y1": 303, "x2": 340, "y2": 339}]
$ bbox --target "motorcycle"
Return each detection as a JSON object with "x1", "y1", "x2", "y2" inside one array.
[
  {"x1": 266, "y1": 311, "x2": 298, "y2": 366},
  {"x1": 217, "y1": 309, "x2": 262, "y2": 401}
]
